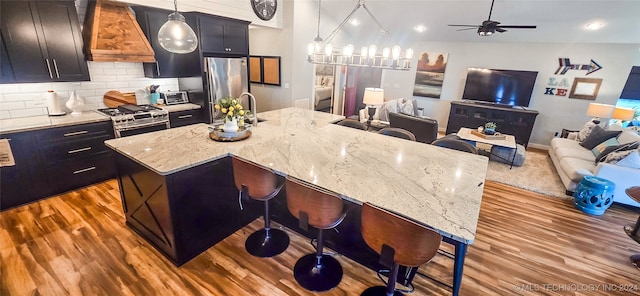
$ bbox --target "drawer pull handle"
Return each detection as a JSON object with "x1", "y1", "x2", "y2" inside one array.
[
  {"x1": 68, "y1": 147, "x2": 92, "y2": 154},
  {"x1": 52, "y1": 59, "x2": 60, "y2": 78},
  {"x1": 178, "y1": 115, "x2": 193, "y2": 119},
  {"x1": 45, "y1": 59, "x2": 53, "y2": 79},
  {"x1": 73, "y1": 167, "x2": 96, "y2": 174},
  {"x1": 64, "y1": 131, "x2": 89, "y2": 137}
]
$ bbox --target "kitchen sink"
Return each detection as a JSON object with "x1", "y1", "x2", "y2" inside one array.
[{"x1": 244, "y1": 117, "x2": 267, "y2": 124}]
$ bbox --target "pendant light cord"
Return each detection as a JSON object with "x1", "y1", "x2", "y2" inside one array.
[
  {"x1": 314, "y1": 0, "x2": 322, "y2": 42},
  {"x1": 174, "y1": 0, "x2": 178, "y2": 12}
]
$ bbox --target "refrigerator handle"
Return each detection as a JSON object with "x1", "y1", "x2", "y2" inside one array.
[{"x1": 206, "y1": 59, "x2": 216, "y2": 123}]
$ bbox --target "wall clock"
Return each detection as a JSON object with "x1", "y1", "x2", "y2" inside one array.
[{"x1": 251, "y1": 0, "x2": 277, "y2": 21}]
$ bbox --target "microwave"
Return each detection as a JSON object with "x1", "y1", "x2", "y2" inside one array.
[{"x1": 161, "y1": 91, "x2": 189, "y2": 105}]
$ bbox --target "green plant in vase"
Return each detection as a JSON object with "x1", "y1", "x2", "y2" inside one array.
[{"x1": 484, "y1": 122, "x2": 497, "y2": 135}]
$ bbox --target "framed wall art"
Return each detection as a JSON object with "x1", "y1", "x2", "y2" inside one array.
[
  {"x1": 262, "y1": 56, "x2": 281, "y2": 86},
  {"x1": 569, "y1": 77, "x2": 603, "y2": 100},
  {"x1": 249, "y1": 56, "x2": 262, "y2": 83}
]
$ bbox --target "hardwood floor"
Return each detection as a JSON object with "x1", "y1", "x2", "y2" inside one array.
[{"x1": 1, "y1": 179, "x2": 639, "y2": 295}]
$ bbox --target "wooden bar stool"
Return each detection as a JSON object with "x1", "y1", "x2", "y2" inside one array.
[
  {"x1": 360, "y1": 202, "x2": 442, "y2": 296},
  {"x1": 232, "y1": 157, "x2": 289, "y2": 258},
  {"x1": 285, "y1": 176, "x2": 347, "y2": 292}
]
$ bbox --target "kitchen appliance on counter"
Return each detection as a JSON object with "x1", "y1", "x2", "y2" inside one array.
[
  {"x1": 161, "y1": 91, "x2": 189, "y2": 105},
  {"x1": 97, "y1": 104, "x2": 169, "y2": 138},
  {"x1": 204, "y1": 57, "x2": 249, "y2": 124}
]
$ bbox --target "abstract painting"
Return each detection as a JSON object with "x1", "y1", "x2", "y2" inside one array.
[{"x1": 413, "y1": 52, "x2": 448, "y2": 98}]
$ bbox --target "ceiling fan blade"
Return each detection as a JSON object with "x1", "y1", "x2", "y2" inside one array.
[
  {"x1": 497, "y1": 25, "x2": 537, "y2": 29},
  {"x1": 448, "y1": 24, "x2": 481, "y2": 27},
  {"x1": 456, "y1": 27, "x2": 479, "y2": 32},
  {"x1": 496, "y1": 28, "x2": 507, "y2": 33}
]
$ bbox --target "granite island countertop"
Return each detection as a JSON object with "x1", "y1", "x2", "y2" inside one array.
[{"x1": 104, "y1": 107, "x2": 488, "y2": 244}]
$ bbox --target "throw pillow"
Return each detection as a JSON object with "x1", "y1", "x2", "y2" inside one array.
[
  {"x1": 591, "y1": 138, "x2": 619, "y2": 157},
  {"x1": 397, "y1": 98, "x2": 415, "y2": 116},
  {"x1": 577, "y1": 121, "x2": 597, "y2": 142},
  {"x1": 579, "y1": 126, "x2": 622, "y2": 150},
  {"x1": 602, "y1": 149, "x2": 634, "y2": 164},
  {"x1": 595, "y1": 141, "x2": 640, "y2": 163},
  {"x1": 616, "y1": 149, "x2": 640, "y2": 169},
  {"x1": 379, "y1": 102, "x2": 397, "y2": 122}
]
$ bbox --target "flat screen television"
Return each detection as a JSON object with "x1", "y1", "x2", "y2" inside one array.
[{"x1": 462, "y1": 68, "x2": 538, "y2": 107}]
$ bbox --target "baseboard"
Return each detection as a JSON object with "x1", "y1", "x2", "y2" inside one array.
[{"x1": 527, "y1": 143, "x2": 549, "y2": 151}]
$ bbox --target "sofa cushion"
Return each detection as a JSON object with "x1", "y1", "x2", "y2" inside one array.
[
  {"x1": 559, "y1": 157, "x2": 596, "y2": 182},
  {"x1": 577, "y1": 121, "x2": 597, "y2": 142},
  {"x1": 579, "y1": 125, "x2": 621, "y2": 150},
  {"x1": 550, "y1": 137, "x2": 596, "y2": 161}
]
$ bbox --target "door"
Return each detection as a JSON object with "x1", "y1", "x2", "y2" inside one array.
[
  {"x1": 343, "y1": 67, "x2": 383, "y2": 118},
  {"x1": 36, "y1": 1, "x2": 89, "y2": 81},
  {"x1": 223, "y1": 21, "x2": 248, "y2": 54},
  {"x1": 1, "y1": 1, "x2": 51, "y2": 82}
]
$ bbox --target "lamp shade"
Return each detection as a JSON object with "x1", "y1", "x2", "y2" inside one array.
[
  {"x1": 158, "y1": 12, "x2": 198, "y2": 54},
  {"x1": 586, "y1": 103, "x2": 614, "y2": 118},
  {"x1": 363, "y1": 88, "x2": 384, "y2": 105},
  {"x1": 612, "y1": 107, "x2": 635, "y2": 120}
]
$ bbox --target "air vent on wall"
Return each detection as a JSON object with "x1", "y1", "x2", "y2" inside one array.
[{"x1": 83, "y1": 0, "x2": 155, "y2": 62}]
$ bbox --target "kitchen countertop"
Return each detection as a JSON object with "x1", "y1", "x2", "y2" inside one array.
[
  {"x1": 104, "y1": 107, "x2": 488, "y2": 244},
  {"x1": 0, "y1": 111, "x2": 110, "y2": 134}
]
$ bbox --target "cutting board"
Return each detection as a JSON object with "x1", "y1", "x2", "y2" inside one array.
[{"x1": 103, "y1": 90, "x2": 137, "y2": 107}]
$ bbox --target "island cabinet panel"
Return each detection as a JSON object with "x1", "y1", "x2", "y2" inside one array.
[
  {"x1": 0, "y1": 1, "x2": 89, "y2": 83},
  {"x1": 115, "y1": 155, "x2": 261, "y2": 266}
]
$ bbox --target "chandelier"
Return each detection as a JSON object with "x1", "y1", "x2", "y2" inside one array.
[{"x1": 306, "y1": 0, "x2": 413, "y2": 70}]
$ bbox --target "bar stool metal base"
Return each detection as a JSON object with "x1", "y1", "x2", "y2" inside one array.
[
  {"x1": 293, "y1": 254, "x2": 343, "y2": 292},
  {"x1": 245, "y1": 229, "x2": 290, "y2": 258},
  {"x1": 361, "y1": 286, "x2": 405, "y2": 296},
  {"x1": 632, "y1": 254, "x2": 640, "y2": 271}
]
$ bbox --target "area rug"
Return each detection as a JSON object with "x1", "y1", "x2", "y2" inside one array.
[{"x1": 484, "y1": 149, "x2": 570, "y2": 199}]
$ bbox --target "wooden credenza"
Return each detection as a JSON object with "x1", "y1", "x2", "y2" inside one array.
[{"x1": 445, "y1": 101, "x2": 539, "y2": 147}]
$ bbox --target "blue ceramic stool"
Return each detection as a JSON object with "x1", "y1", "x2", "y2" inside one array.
[{"x1": 573, "y1": 176, "x2": 615, "y2": 215}]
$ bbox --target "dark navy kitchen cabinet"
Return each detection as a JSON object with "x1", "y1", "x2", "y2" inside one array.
[
  {"x1": 169, "y1": 109, "x2": 203, "y2": 128},
  {"x1": 196, "y1": 14, "x2": 249, "y2": 55},
  {"x1": 132, "y1": 6, "x2": 201, "y2": 78},
  {"x1": 0, "y1": 1, "x2": 89, "y2": 83},
  {"x1": 0, "y1": 121, "x2": 115, "y2": 211}
]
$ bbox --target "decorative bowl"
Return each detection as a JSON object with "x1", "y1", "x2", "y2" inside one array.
[{"x1": 208, "y1": 125, "x2": 250, "y2": 139}]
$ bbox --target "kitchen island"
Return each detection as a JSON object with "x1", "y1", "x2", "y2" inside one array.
[{"x1": 104, "y1": 107, "x2": 488, "y2": 296}]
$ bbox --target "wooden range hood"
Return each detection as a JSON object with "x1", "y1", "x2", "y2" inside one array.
[{"x1": 83, "y1": 0, "x2": 155, "y2": 62}]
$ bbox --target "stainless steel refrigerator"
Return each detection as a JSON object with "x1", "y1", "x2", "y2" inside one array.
[{"x1": 204, "y1": 57, "x2": 248, "y2": 124}]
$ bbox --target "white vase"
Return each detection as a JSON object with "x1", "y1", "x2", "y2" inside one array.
[
  {"x1": 223, "y1": 117, "x2": 239, "y2": 132},
  {"x1": 65, "y1": 91, "x2": 85, "y2": 115}
]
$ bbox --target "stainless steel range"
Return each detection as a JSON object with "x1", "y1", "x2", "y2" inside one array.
[{"x1": 97, "y1": 104, "x2": 169, "y2": 138}]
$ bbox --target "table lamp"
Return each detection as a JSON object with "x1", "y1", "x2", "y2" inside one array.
[
  {"x1": 363, "y1": 88, "x2": 384, "y2": 125},
  {"x1": 586, "y1": 103, "x2": 614, "y2": 124}
]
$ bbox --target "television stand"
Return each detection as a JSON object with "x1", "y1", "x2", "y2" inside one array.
[
  {"x1": 446, "y1": 101, "x2": 539, "y2": 147},
  {"x1": 470, "y1": 101, "x2": 514, "y2": 109}
]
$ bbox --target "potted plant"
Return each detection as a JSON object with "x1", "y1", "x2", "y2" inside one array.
[
  {"x1": 214, "y1": 97, "x2": 252, "y2": 132},
  {"x1": 484, "y1": 122, "x2": 497, "y2": 135}
]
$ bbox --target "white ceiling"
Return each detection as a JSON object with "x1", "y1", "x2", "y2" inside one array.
[{"x1": 315, "y1": 0, "x2": 640, "y2": 45}]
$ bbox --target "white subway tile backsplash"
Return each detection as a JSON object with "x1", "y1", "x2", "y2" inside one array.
[
  {"x1": 10, "y1": 108, "x2": 46, "y2": 118},
  {"x1": 1, "y1": 62, "x2": 179, "y2": 119},
  {"x1": 103, "y1": 68, "x2": 128, "y2": 75},
  {"x1": 0, "y1": 84, "x2": 22, "y2": 94},
  {"x1": 0, "y1": 102, "x2": 27, "y2": 110}
]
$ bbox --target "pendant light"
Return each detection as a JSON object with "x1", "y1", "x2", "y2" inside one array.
[{"x1": 157, "y1": 0, "x2": 198, "y2": 54}]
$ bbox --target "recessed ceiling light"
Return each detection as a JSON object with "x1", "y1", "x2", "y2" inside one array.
[
  {"x1": 414, "y1": 25, "x2": 427, "y2": 33},
  {"x1": 585, "y1": 22, "x2": 604, "y2": 30},
  {"x1": 350, "y1": 19, "x2": 360, "y2": 26}
]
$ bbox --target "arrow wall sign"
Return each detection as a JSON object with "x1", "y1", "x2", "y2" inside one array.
[{"x1": 554, "y1": 58, "x2": 603, "y2": 75}]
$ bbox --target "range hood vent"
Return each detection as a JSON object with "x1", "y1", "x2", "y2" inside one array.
[{"x1": 83, "y1": 0, "x2": 155, "y2": 62}]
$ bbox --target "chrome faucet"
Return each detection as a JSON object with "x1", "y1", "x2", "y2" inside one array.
[{"x1": 239, "y1": 92, "x2": 258, "y2": 127}]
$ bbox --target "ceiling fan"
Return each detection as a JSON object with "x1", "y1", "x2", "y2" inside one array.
[{"x1": 448, "y1": 0, "x2": 537, "y2": 36}]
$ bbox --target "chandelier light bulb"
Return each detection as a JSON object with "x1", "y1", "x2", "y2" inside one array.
[
  {"x1": 307, "y1": 43, "x2": 315, "y2": 56},
  {"x1": 405, "y1": 48, "x2": 414, "y2": 59},
  {"x1": 361, "y1": 47, "x2": 368, "y2": 58},
  {"x1": 392, "y1": 46, "x2": 401, "y2": 59},
  {"x1": 382, "y1": 47, "x2": 390, "y2": 59},
  {"x1": 368, "y1": 45, "x2": 377, "y2": 59},
  {"x1": 324, "y1": 44, "x2": 333, "y2": 56},
  {"x1": 343, "y1": 44, "x2": 355, "y2": 57}
]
